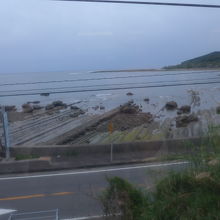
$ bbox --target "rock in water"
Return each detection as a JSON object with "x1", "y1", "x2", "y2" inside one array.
[
  {"x1": 216, "y1": 106, "x2": 220, "y2": 114},
  {"x1": 45, "y1": 104, "x2": 54, "y2": 110},
  {"x1": 92, "y1": 106, "x2": 99, "y2": 110},
  {"x1": 33, "y1": 101, "x2": 40, "y2": 104},
  {"x1": 22, "y1": 103, "x2": 33, "y2": 113},
  {"x1": 71, "y1": 106, "x2": 80, "y2": 110},
  {"x1": 22, "y1": 103, "x2": 31, "y2": 109},
  {"x1": 5, "y1": 106, "x2": 17, "y2": 112},
  {"x1": 144, "y1": 98, "x2": 150, "y2": 102},
  {"x1": 32, "y1": 105, "x2": 43, "y2": 110},
  {"x1": 165, "y1": 101, "x2": 178, "y2": 110},
  {"x1": 40, "y1": 93, "x2": 50, "y2": 96},
  {"x1": 179, "y1": 105, "x2": 191, "y2": 114},
  {"x1": 52, "y1": 101, "x2": 66, "y2": 107}
]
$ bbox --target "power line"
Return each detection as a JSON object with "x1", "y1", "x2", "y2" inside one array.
[
  {"x1": 54, "y1": 0, "x2": 220, "y2": 8},
  {"x1": 0, "y1": 70, "x2": 218, "y2": 87},
  {"x1": 1, "y1": 76, "x2": 220, "y2": 94},
  {"x1": 1, "y1": 80, "x2": 220, "y2": 97}
]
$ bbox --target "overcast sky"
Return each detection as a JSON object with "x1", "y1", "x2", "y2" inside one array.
[{"x1": 0, "y1": 0, "x2": 220, "y2": 73}]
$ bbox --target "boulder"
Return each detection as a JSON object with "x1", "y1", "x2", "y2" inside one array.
[
  {"x1": 216, "y1": 106, "x2": 220, "y2": 114},
  {"x1": 71, "y1": 106, "x2": 80, "y2": 110},
  {"x1": 69, "y1": 112, "x2": 79, "y2": 118},
  {"x1": 32, "y1": 105, "x2": 43, "y2": 110},
  {"x1": 165, "y1": 101, "x2": 178, "y2": 110},
  {"x1": 32, "y1": 101, "x2": 40, "y2": 104},
  {"x1": 5, "y1": 105, "x2": 17, "y2": 112},
  {"x1": 52, "y1": 100, "x2": 66, "y2": 107},
  {"x1": 92, "y1": 106, "x2": 99, "y2": 111},
  {"x1": 40, "y1": 93, "x2": 50, "y2": 96},
  {"x1": 27, "y1": 101, "x2": 40, "y2": 104},
  {"x1": 45, "y1": 101, "x2": 67, "y2": 111},
  {"x1": 79, "y1": 109, "x2": 85, "y2": 115},
  {"x1": 22, "y1": 103, "x2": 33, "y2": 113},
  {"x1": 177, "y1": 110, "x2": 182, "y2": 115},
  {"x1": 100, "y1": 105, "x2": 105, "y2": 110},
  {"x1": 45, "y1": 104, "x2": 54, "y2": 110},
  {"x1": 120, "y1": 106, "x2": 137, "y2": 114},
  {"x1": 22, "y1": 103, "x2": 31, "y2": 109},
  {"x1": 23, "y1": 106, "x2": 33, "y2": 113},
  {"x1": 120, "y1": 103, "x2": 140, "y2": 114},
  {"x1": 176, "y1": 114, "x2": 198, "y2": 127},
  {"x1": 70, "y1": 107, "x2": 85, "y2": 116},
  {"x1": 144, "y1": 98, "x2": 150, "y2": 102},
  {"x1": 179, "y1": 105, "x2": 191, "y2": 114}
]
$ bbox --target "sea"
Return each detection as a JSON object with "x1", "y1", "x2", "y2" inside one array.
[{"x1": 0, "y1": 69, "x2": 220, "y2": 116}]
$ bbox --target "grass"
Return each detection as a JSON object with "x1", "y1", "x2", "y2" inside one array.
[
  {"x1": 160, "y1": 154, "x2": 187, "y2": 161},
  {"x1": 101, "y1": 126, "x2": 165, "y2": 144},
  {"x1": 65, "y1": 150, "x2": 79, "y2": 157},
  {"x1": 100, "y1": 125, "x2": 220, "y2": 219},
  {"x1": 152, "y1": 167, "x2": 220, "y2": 220},
  {"x1": 15, "y1": 154, "x2": 39, "y2": 161}
]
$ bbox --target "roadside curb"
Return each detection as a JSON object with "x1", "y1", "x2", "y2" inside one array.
[{"x1": 0, "y1": 156, "x2": 185, "y2": 175}]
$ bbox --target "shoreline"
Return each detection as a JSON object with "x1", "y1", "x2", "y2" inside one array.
[{"x1": 91, "y1": 68, "x2": 220, "y2": 73}]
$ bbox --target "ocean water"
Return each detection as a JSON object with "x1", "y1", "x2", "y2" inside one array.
[{"x1": 0, "y1": 70, "x2": 220, "y2": 114}]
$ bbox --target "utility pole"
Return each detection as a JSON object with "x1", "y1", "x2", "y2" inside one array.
[{"x1": 0, "y1": 106, "x2": 10, "y2": 159}]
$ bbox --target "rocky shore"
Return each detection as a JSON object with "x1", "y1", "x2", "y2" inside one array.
[
  {"x1": 3, "y1": 100, "x2": 85, "y2": 123},
  {"x1": 2, "y1": 91, "x2": 220, "y2": 146}
]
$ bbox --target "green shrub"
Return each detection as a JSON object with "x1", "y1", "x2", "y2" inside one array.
[
  {"x1": 100, "y1": 177, "x2": 149, "y2": 220},
  {"x1": 101, "y1": 125, "x2": 220, "y2": 219}
]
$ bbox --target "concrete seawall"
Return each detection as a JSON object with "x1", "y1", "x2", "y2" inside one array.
[
  {"x1": 0, "y1": 137, "x2": 204, "y2": 174},
  {"x1": 10, "y1": 137, "x2": 202, "y2": 157}
]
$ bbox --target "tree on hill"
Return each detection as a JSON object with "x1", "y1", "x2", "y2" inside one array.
[{"x1": 164, "y1": 51, "x2": 220, "y2": 69}]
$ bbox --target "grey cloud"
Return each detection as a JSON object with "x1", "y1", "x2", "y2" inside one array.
[{"x1": 0, "y1": 0, "x2": 220, "y2": 73}]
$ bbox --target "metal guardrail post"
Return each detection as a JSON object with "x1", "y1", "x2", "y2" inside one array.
[{"x1": 0, "y1": 106, "x2": 10, "y2": 159}]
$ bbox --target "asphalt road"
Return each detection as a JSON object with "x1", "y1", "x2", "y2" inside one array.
[{"x1": 0, "y1": 161, "x2": 188, "y2": 220}]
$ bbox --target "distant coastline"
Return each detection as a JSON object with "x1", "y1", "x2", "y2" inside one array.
[
  {"x1": 92, "y1": 51, "x2": 220, "y2": 73},
  {"x1": 91, "y1": 68, "x2": 162, "y2": 73},
  {"x1": 91, "y1": 67, "x2": 220, "y2": 74}
]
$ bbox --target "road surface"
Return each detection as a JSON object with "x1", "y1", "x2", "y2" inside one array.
[{"x1": 0, "y1": 161, "x2": 188, "y2": 220}]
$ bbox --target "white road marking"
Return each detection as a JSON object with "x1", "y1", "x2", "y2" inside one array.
[
  {"x1": 0, "y1": 161, "x2": 189, "y2": 181},
  {"x1": 63, "y1": 213, "x2": 121, "y2": 220},
  {"x1": 63, "y1": 214, "x2": 103, "y2": 220},
  {"x1": 0, "y1": 208, "x2": 16, "y2": 215}
]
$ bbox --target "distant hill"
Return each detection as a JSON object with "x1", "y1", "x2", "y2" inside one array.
[{"x1": 164, "y1": 52, "x2": 220, "y2": 69}]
